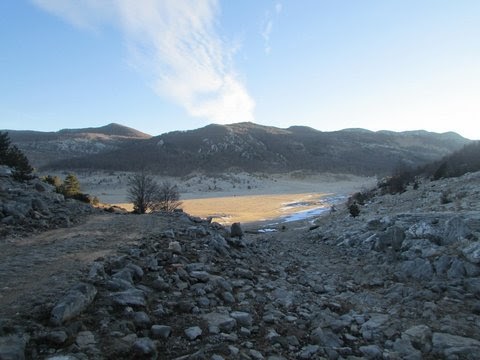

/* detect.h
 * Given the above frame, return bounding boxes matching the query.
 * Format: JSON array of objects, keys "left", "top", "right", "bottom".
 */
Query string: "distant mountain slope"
[
  {"left": 57, "top": 123, "right": 151, "bottom": 139},
  {"left": 4, "top": 123, "right": 151, "bottom": 167},
  {"left": 42, "top": 122, "right": 470, "bottom": 176}
]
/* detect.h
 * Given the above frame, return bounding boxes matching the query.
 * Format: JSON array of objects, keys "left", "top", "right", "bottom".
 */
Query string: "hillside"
[
  {"left": 424, "top": 141, "right": 480, "bottom": 179},
  {"left": 4, "top": 123, "right": 151, "bottom": 167},
  {"left": 43, "top": 122, "right": 469, "bottom": 176}
]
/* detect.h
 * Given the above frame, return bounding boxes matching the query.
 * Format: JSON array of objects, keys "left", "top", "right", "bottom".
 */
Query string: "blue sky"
[{"left": 1, "top": 1, "right": 479, "bottom": 139}]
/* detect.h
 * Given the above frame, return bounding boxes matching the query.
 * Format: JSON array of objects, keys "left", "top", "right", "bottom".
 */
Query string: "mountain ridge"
[
  {"left": 19, "top": 122, "right": 469, "bottom": 176},
  {"left": 4, "top": 123, "right": 151, "bottom": 167}
]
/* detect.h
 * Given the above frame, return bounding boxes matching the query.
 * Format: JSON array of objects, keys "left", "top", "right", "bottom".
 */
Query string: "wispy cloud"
[
  {"left": 32, "top": 0, "right": 255, "bottom": 124},
  {"left": 261, "top": 2, "right": 282, "bottom": 54}
]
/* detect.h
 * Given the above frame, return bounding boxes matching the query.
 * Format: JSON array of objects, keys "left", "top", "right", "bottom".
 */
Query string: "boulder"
[
  {"left": 443, "top": 216, "right": 469, "bottom": 245},
  {"left": 75, "top": 331, "right": 96, "bottom": 348},
  {"left": 464, "top": 278, "right": 480, "bottom": 297},
  {"left": 432, "top": 332, "right": 480, "bottom": 358},
  {"left": 151, "top": 325, "right": 172, "bottom": 339},
  {"left": 392, "top": 338, "right": 421, "bottom": 360},
  {"left": 110, "top": 289, "right": 146, "bottom": 307},
  {"left": 359, "top": 344, "right": 383, "bottom": 359},
  {"left": 230, "top": 311, "right": 253, "bottom": 327},
  {"left": 0, "top": 335, "right": 28, "bottom": 360},
  {"left": 402, "top": 324, "right": 432, "bottom": 353},
  {"left": 184, "top": 326, "right": 202, "bottom": 340},
  {"left": 132, "top": 337, "right": 157, "bottom": 359},
  {"left": 310, "top": 327, "right": 343, "bottom": 348},
  {"left": 374, "top": 225, "right": 405, "bottom": 251},
  {"left": 406, "top": 221, "right": 439, "bottom": 241},
  {"left": 447, "top": 258, "right": 466, "bottom": 279},
  {"left": 50, "top": 283, "right": 97, "bottom": 326},
  {"left": 397, "top": 258, "right": 433, "bottom": 282},
  {"left": 168, "top": 241, "right": 182, "bottom": 254},
  {"left": 202, "top": 312, "right": 237, "bottom": 333},
  {"left": 463, "top": 241, "right": 480, "bottom": 264}
]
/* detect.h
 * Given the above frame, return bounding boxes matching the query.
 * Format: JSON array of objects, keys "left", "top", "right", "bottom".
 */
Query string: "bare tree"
[
  {"left": 127, "top": 171, "right": 160, "bottom": 214},
  {"left": 127, "top": 172, "right": 182, "bottom": 214},
  {"left": 157, "top": 180, "right": 182, "bottom": 212}
]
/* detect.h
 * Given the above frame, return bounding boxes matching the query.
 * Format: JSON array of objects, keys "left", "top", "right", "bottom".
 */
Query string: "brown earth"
[{"left": 0, "top": 213, "right": 175, "bottom": 320}]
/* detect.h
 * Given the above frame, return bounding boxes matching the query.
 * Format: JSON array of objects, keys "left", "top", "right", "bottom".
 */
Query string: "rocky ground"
[
  {"left": 0, "top": 166, "right": 99, "bottom": 239},
  {"left": 1, "top": 170, "right": 480, "bottom": 359}
]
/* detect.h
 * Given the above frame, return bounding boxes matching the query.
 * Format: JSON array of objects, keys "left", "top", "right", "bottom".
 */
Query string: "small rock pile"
[{"left": 0, "top": 168, "right": 98, "bottom": 238}]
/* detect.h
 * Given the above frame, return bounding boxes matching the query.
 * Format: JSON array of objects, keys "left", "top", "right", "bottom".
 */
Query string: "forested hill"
[{"left": 36, "top": 122, "right": 469, "bottom": 176}]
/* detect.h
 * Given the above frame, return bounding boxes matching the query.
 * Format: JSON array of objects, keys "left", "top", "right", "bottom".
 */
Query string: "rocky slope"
[
  {"left": 4, "top": 123, "right": 151, "bottom": 168},
  {"left": 0, "top": 166, "right": 99, "bottom": 238},
  {"left": 0, "top": 171, "right": 479, "bottom": 359},
  {"left": 30, "top": 122, "right": 469, "bottom": 176}
]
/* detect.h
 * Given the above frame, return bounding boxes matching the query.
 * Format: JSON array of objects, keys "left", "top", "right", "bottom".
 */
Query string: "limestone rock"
[
  {"left": 392, "top": 338, "right": 421, "bottom": 360},
  {"left": 185, "top": 326, "right": 202, "bottom": 341},
  {"left": 132, "top": 337, "right": 157, "bottom": 359},
  {"left": 202, "top": 312, "right": 237, "bottom": 333},
  {"left": 463, "top": 241, "right": 480, "bottom": 264},
  {"left": 75, "top": 331, "right": 96, "bottom": 348},
  {"left": 168, "top": 241, "right": 182, "bottom": 254},
  {"left": 375, "top": 225, "right": 405, "bottom": 251},
  {"left": 397, "top": 258, "right": 433, "bottom": 282},
  {"left": 432, "top": 332, "right": 480, "bottom": 358},
  {"left": 110, "top": 289, "right": 146, "bottom": 307},
  {"left": 0, "top": 335, "right": 28, "bottom": 360},
  {"left": 230, "top": 311, "right": 253, "bottom": 327},
  {"left": 443, "top": 216, "right": 469, "bottom": 245},
  {"left": 359, "top": 344, "right": 383, "bottom": 359},
  {"left": 151, "top": 325, "right": 172, "bottom": 339},
  {"left": 50, "top": 282, "right": 97, "bottom": 326},
  {"left": 402, "top": 324, "right": 432, "bottom": 353}
]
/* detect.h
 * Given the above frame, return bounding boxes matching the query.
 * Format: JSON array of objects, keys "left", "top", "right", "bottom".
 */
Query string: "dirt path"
[{"left": 0, "top": 213, "right": 176, "bottom": 320}]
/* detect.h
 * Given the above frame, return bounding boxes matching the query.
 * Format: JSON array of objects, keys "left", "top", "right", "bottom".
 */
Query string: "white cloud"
[
  {"left": 32, "top": 0, "right": 114, "bottom": 31},
  {"left": 32, "top": 0, "right": 255, "bottom": 124},
  {"left": 261, "top": 2, "right": 282, "bottom": 54},
  {"left": 275, "top": 3, "right": 283, "bottom": 14}
]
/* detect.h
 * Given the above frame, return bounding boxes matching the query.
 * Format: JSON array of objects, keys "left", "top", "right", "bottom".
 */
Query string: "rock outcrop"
[{"left": 0, "top": 169, "right": 97, "bottom": 238}]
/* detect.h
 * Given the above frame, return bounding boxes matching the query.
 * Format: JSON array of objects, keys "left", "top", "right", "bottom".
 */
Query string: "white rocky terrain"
[{"left": 0, "top": 169, "right": 479, "bottom": 359}]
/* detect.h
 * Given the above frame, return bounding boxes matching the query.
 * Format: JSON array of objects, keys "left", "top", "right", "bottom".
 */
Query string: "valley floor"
[{"left": 79, "top": 171, "right": 376, "bottom": 224}]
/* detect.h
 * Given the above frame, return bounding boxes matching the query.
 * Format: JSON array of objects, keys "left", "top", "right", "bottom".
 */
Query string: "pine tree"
[
  {"left": 0, "top": 131, "right": 33, "bottom": 180},
  {"left": 8, "top": 145, "right": 34, "bottom": 180},
  {"left": 0, "top": 132, "right": 11, "bottom": 161},
  {"left": 62, "top": 173, "right": 81, "bottom": 197}
]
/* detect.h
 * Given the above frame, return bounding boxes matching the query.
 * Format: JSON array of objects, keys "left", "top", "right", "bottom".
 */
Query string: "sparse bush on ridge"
[{"left": 41, "top": 173, "right": 98, "bottom": 204}]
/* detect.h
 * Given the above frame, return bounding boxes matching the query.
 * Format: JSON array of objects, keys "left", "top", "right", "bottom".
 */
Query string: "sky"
[{"left": 1, "top": 1, "right": 480, "bottom": 140}]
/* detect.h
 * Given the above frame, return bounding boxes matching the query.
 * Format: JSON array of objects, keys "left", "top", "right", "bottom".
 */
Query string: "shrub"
[
  {"left": 157, "top": 180, "right": 182, "bottom": 212},
  {"left": 42, "top": 175, "right": 63, "bottom": 189},
  {"left": 440, "top": 190, "right": 452, "bottom": 204},
  {"left": 348, "top": 202, "right": 360, "bottom": 217}
]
